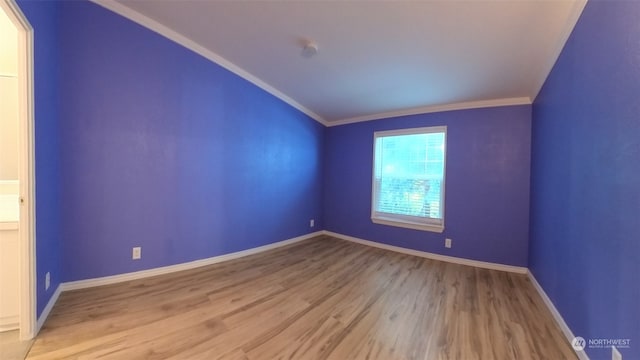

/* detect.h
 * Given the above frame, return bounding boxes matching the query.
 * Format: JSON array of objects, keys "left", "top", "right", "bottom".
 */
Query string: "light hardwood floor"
[{"left": 26, "top": 236, "right": 577, "bottom": 360}]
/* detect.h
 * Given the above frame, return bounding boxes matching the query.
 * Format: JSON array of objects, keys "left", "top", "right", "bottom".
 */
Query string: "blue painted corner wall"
[
  {"left": 15, "top": 0, "right": 639, "bottom": 355},
  {"left": 16, "top": 0, "right": 62, "bottom": 318},
  {"left": 56, "top": 1, "right": 324, "bottom": 281},
  {"left": 324, "top": 105, "right": 532, "bottom": 267},
  {"left": 529, "top": 1, "right": 640, "bottom": 359},
  {"left": 17, "top": 0, "right": 323, "bottom": 315}
]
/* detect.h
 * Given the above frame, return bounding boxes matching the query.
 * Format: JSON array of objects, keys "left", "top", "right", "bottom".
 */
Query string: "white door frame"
[{"left": 0, "top": 0, "right": 36, "bottom": 340}]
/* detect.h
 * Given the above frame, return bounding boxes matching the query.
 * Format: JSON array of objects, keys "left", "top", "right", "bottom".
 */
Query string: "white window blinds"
[{"left": 372, "top": 126, "right": 447, "bottom": 232}]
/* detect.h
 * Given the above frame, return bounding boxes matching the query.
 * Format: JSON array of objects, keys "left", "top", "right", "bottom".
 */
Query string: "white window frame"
[{"left": 371, "top": 126, "right": 447, "bottom": 233}]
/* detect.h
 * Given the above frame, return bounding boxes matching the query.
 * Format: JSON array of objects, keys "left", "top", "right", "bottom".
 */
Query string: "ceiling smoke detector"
[{"left": 301, "top": 41, "right": 318, "bottom": 58}]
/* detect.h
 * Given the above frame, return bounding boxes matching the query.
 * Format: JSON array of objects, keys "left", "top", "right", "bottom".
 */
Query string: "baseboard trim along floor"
[
  {"left": 34, "top": 230, "right": 582, "bottom": 360},
  {"left": 324, "top": 230, "right": 528, "bottom": 274}
]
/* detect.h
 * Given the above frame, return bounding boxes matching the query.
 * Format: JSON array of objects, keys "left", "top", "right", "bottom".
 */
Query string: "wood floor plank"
[{"left": 27, "top": 236, "right": 577, "bottom": 360}]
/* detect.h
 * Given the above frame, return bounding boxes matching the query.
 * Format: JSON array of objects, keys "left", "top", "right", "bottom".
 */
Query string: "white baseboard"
[
  {"left": 0, "top": 315, "right": 19, "bottom": 332},
  {"left": 40, "top": 229, "right": 582, "bottom": 358},
  {"left": 323, "top": 230, "right": 528, "bottom": 274},
  {"left": 61, "top": 231, "right": 323, "bottom": 292},
  {"left": 33, "top": 231, "right": 322, "bottom": 333},
  {"left": 527, "top": 271, "right": 589, "bottom": 360},
  {"left": 36, "top": 284, "right": 61, "bottom": 334}
]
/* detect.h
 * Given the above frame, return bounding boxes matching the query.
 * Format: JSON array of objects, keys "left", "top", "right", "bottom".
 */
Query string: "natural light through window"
[{"left": 371, "top": 126, "right": 447, "bottom": 232}]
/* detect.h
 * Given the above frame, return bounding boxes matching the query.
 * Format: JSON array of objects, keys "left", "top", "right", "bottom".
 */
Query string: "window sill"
[{"left": 371, "top": 216, "right": 444, "bottom": 233}]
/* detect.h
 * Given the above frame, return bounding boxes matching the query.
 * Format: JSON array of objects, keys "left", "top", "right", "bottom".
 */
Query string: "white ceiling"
[{"left": 99, "top": 0, "right": 586, "bottom": 125}]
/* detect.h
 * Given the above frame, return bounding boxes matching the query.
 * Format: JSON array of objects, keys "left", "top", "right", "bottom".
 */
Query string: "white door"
[{"left": 0, "top": 5, "right": 21, "bottom": 332}]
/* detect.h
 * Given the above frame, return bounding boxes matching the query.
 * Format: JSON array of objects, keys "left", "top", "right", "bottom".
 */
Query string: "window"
[{"left": 371, "top": 126, "right": 447, "bottom": 233}]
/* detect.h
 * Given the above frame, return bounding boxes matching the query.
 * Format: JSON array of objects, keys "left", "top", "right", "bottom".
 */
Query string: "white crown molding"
[
  {"left": 90, "top": 0, "right": 328, "bottom": 126},
  {"left": 61, "top": 231, "right": 322, "bottom": 291},
  {"left": 35, "top": 284, "right": 61, "bottom": 335},
  {"left": 527, "top": 271, "right": 589, "bottom": 360},
  {"left": 531, "top": 0, "right": 587, "bottom": 101},
  {"left": 87, "top": 2, "right": 535, "bottom": 129},
  {"left": 322, "top": 230, "right": 528, "bottom": 274},
  {"left": 87, "top": 2, "right": 550, "bottom": 128},
  {"left": 326, "top": 97, "right": 532, "bottom": 127}
]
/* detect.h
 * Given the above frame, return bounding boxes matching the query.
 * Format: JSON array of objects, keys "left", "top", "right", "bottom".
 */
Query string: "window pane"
[{"left": 373, "top": 130, "right": 445, "bottom": 221}]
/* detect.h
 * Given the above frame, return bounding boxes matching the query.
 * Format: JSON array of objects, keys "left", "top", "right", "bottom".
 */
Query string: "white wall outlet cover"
[
  {"left": 445, "top": 238, "right": 452, "bottom": 248},
  {"left": 310, "top": 219, "right": 315, "bottom": 227},
  {"left": 132, "top": 247, "right": 142, "bottom": 260},
  {"left": 45, "top": 272, "right": 50, "bottom": 290}
]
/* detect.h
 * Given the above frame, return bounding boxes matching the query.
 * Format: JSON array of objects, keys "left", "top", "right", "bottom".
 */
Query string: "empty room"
[{"left": 0, "top": 0, "right": 637, "bottom": 359}]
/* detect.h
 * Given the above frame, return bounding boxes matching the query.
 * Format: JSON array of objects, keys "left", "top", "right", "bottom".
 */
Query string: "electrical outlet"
[
  {"left": 132, "top": 247, "right": 142, "bottom": 260},
  {"left": 612, "top": 346, "right": 622, "bottom": 360},
  {"left": 445, "top": 238, "right": 452, "bottom": 248},
  {"left": 310, "top": 219, "right": 315, "bottom": 228},
  {"left": 45, "top": 272, "right": 50, "bottom": 290}
]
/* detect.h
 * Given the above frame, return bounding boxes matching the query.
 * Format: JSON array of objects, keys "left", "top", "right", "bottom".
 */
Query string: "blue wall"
[
  {"left": 55, "top": 1, "right": 323, "bottom": 281},
  {"left": 324, "top": 105, "right": 532, "bottom": 267},
  {"left": 16, "top": 0, "right": 62, "bottom": 317},
  {"left": 529, "top": 1, "right": 640, "bottom": 359},
  {"left": 19, "top": 1, "right": 638, "bottom": 355}
]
